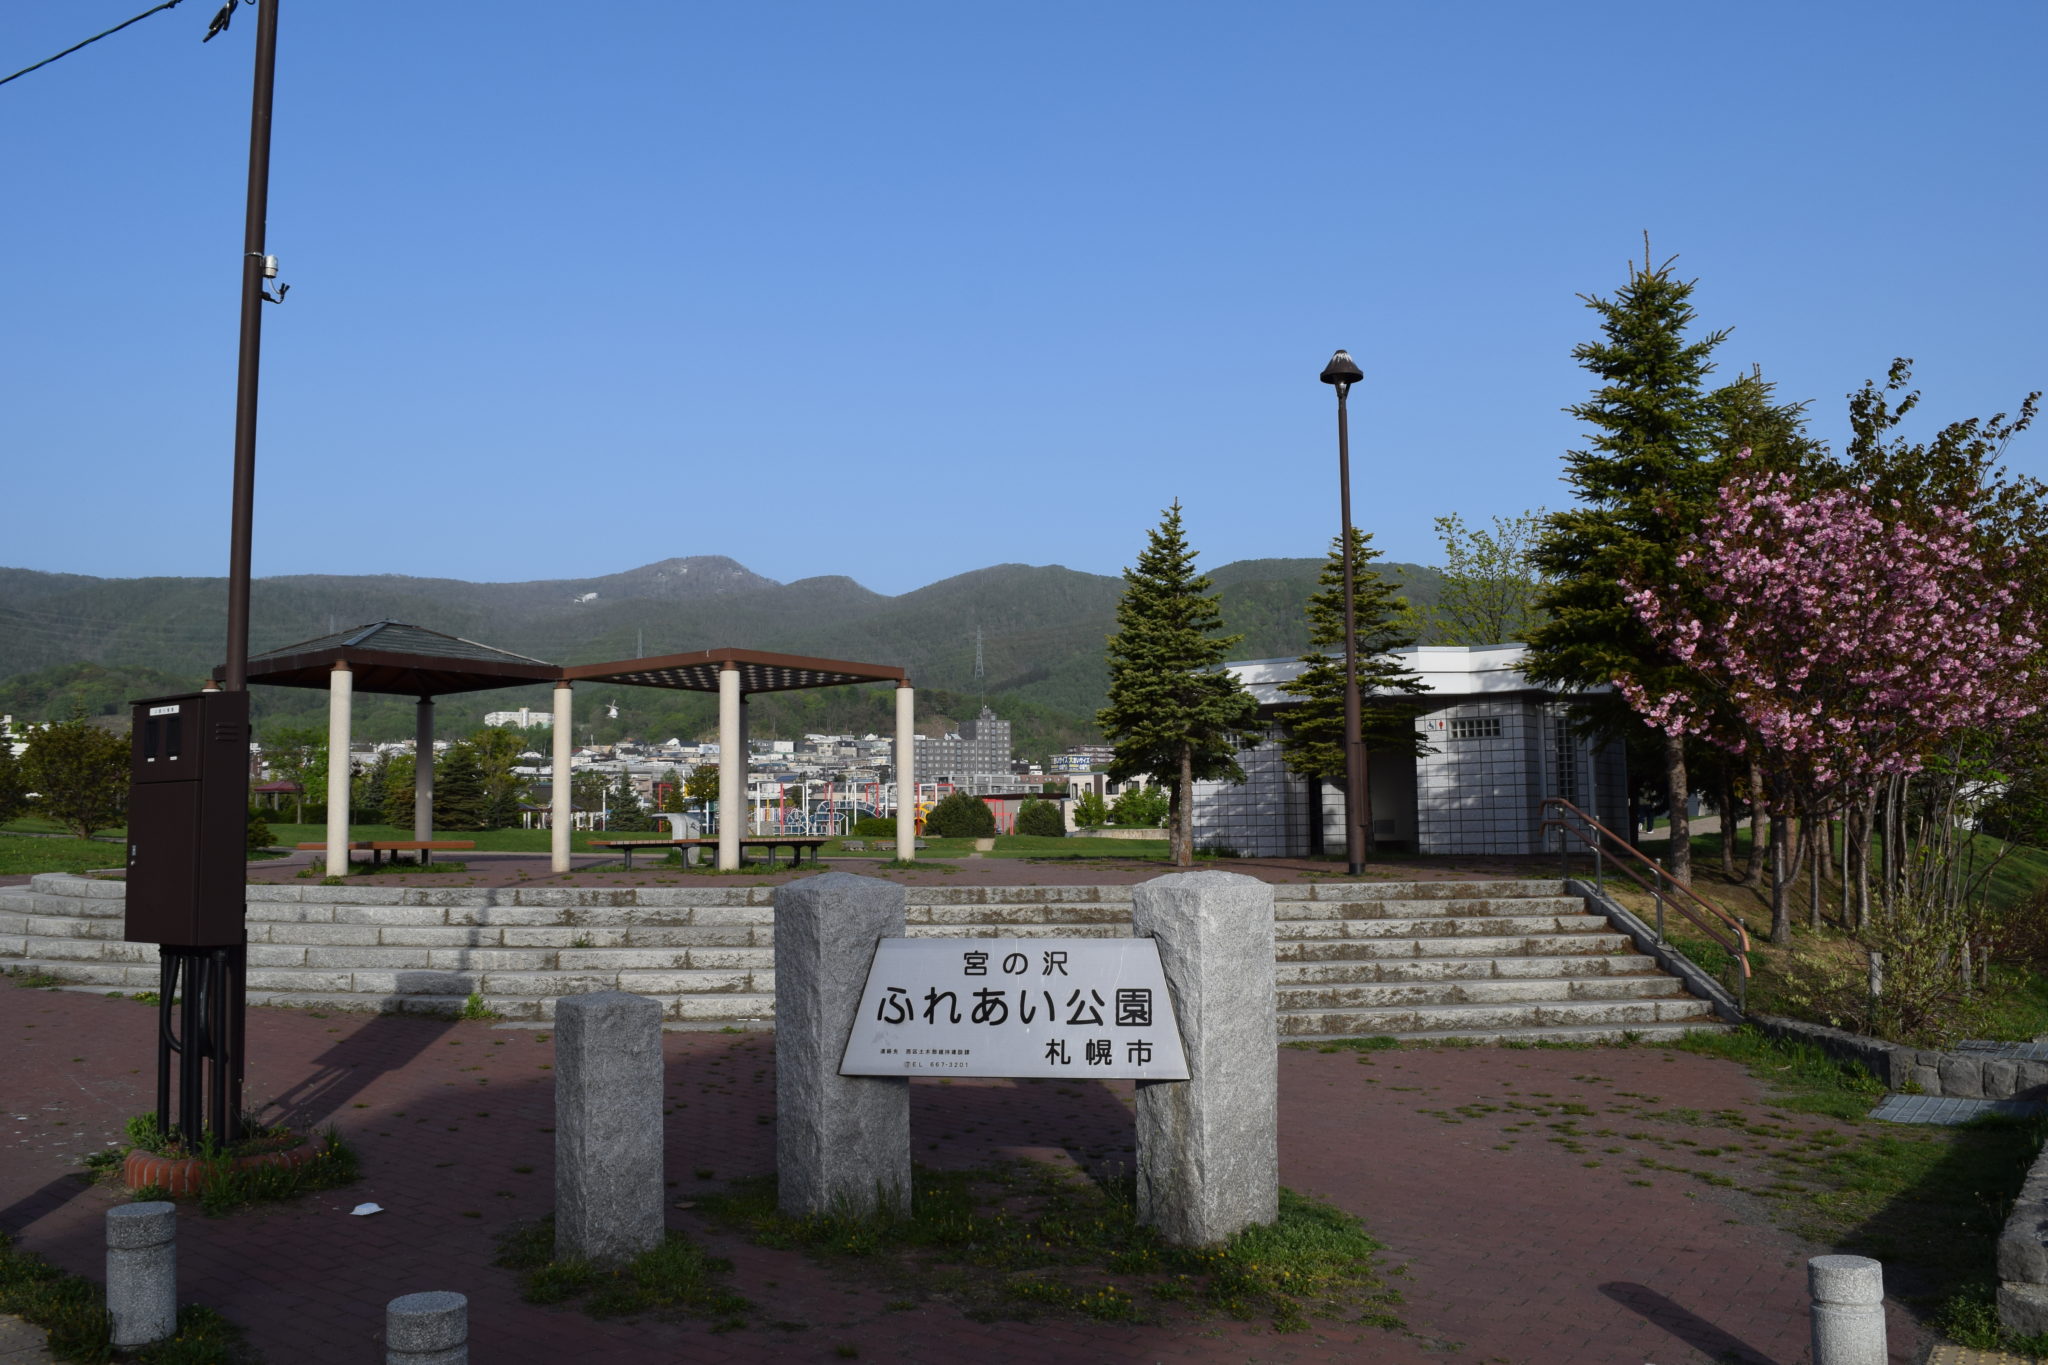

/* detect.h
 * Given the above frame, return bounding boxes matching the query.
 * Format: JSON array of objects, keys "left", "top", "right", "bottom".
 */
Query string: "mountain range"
[{"left": 0, "top": 555, "right": 1447, "bottom": 758}]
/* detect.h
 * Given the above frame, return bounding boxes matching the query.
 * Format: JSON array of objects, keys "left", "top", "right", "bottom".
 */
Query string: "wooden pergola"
[{"left": 228, "top": 624, "right": 915, "bottom": 874}]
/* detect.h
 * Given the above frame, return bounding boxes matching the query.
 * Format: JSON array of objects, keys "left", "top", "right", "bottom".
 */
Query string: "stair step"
[
  {"left": 1276, "top": 953, "right": 1662, "bottom": 980},
  {"left": 1277, "top": 976, "right": 1688, "bottom": 1009},
  {"left": 1275, "top": 914, "right": 1611, "bottom": 939},
  {"left": 1292, "top": 1021, "right": 1733, "bottom": 1047},
  {"left": 1275, "top": 897, "right": 1589, "bottom": 921},
  {"left": 1276, "top": 996, "right": 1718, "bottom": 1037},
  {"left": 1287, "top": 932, "right": 1634, "bottom": 960}
]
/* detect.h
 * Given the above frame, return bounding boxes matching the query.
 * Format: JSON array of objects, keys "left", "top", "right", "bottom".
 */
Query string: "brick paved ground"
[{"left": 0, "top": 979, "right": 1929, "bottom": 1364}]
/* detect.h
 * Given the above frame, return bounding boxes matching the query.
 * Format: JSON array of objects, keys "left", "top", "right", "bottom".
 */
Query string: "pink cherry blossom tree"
[{"left": 1616, "top": 460, "right": 2038, "bottom": 942}]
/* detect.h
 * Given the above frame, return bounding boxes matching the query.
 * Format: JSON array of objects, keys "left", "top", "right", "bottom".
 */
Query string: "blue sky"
[{"left": 4, "top": 2, "right": 2044, "bottom": 594}]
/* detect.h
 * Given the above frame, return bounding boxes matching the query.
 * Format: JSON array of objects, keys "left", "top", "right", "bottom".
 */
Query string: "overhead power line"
[{"left": 0, "top": 0, "right": 190, "bottom": 89}]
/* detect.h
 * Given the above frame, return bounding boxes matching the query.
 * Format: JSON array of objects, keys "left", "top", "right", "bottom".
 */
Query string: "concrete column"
[
  {"left": 894, "top": 682, "right": 915, "bottom": 861},
  {"left": 325, "top": 662, "right": 353, "bottom": 878},
  {"left": 413, "top": 696, "right": 434, "bottom": 843},
  {"left": 774, "top": 872, "right": 909, "bottom": 1217},
  {"left": 738, "top": 696, "right": 752, "bottom": 835},
  {"left": 1131, "top": 870, "right": 1278, "bottom": 1247},
  {"left": 106, "top": 1201, "right": 176, "bottom": 1348},
  {"left": 718, "top": 664, "right": 742, "bottom": 870},
  {"left": 553, "top": 990, "right": 664, "bottom": 1265},
  {"left": 1810, "top": 1255, "right": 1886, "bottom": 1365},
  {"left": 386, "top": 1290, "right": 467, "bottom": 1364},
  {"left": 550, "top": 682, "right": 572, "bottom": 874}
]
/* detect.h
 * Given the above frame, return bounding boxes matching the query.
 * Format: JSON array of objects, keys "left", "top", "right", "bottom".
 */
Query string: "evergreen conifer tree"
[
  {"left": 610, "top": 770, "right": 652, "bottom": 832},
  {"left": 433, "top": 744, "right": 488, "bottom": 832},
  {"left": 1525, "top": 246, "right": 1730, "bottom": 885},
  {"left": 1096, "top": 501, "right": 1262, "bottom": 866},
  {"left": 1279, "top": 528, "right": 1431, "bottom": 823},
  {"left": 379, "top": 753, "right": 417, "bottom": 828}
]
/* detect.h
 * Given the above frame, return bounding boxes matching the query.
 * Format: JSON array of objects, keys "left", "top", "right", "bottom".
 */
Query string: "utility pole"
[{"left": 154, "top": 0, "right": 280, "bottom": 1147}]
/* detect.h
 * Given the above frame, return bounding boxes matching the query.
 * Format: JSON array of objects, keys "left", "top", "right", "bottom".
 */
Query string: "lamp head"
[{"left": 1320, "top": 349, "right": 1364, "bottom": 387}]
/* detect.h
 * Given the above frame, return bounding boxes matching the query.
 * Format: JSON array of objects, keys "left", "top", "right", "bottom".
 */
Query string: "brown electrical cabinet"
[{"left": 125, "top": 690, "right": 250, "bottom": 946}]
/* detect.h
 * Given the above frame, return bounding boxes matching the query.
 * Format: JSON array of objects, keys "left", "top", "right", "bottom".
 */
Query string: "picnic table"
[
  {"left": 294, "top": 840, "right": 475, "bottom": 867},
  {"left": 588, "top": 836, "right": 828, "bottom": 870}
]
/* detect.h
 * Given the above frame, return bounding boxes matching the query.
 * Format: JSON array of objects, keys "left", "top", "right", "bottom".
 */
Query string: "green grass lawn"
[
  {"left": 987, "top": 834, "right": 1170, "bottom": 859},
  {"left": 0, "top": 816, "right": 124, "bottom": 840},
  {"left": 0, "top": 834, "right": 126, "bottom": 877},
  {"left": 822, "top": 837, "right": 975, "bottom": 860},
  {"left": 263, "top": 822, "right": 613, "bottom": 853}
]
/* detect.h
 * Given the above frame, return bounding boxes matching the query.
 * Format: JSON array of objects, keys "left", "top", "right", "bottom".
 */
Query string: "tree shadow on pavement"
[
  {"left": 262, "top": 1011, "right": 458, "bottom": 1131},
  {"left": 1600, "top": 1281, "right": 1780, "bottom": 1364}
]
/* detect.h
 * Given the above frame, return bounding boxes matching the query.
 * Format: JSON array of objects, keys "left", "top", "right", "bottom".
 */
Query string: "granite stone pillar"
[
  {"left": 553, "top": 990, "right": 664, "bottom": 1265},
  {"left": 1810, "top": 1255, "right": 1886, "bottom": 1365},
  {"left": 1132, "top": 870, "right": 1278, "bottom": 1247},
  {"left": 106, "top": 1201, "right": 177, "bottom": 1348},
  {"left": 774, "top": 872, "right": 909, "bottom": 1218},
  {"left": 386, "top": 1290, "right": 467, "bottom": 1364}
]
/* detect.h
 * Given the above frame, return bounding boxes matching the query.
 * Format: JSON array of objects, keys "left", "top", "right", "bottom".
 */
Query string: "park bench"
[
  {"left": 588, "top": 836, "right": 828, "bottom": 870},
  {"left": 293, "top": 840, "right": 475, "bottom": 867}
]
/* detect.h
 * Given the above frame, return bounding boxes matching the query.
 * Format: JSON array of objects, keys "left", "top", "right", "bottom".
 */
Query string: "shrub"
[
  {"left": 923, "top": 790, "right": 995, "bottom": 839},
  {"left": 245, "top": 808, "right": 273, "bottom": 856},
  {"left": 1109, "top": 784, "right": 1169, "bottom": 829},
  {"left": 1072, "top": 790, "right": 1110, "bottom": 827},
  {"left": 851, "top": 816, "right": 897, "bottom": 838},
  {"left": 1776, "top": 891, "right": 1998, "bottom": 1049},
  {"left": 1014, "top": 799, "right": 1065, "bottom": 838}
]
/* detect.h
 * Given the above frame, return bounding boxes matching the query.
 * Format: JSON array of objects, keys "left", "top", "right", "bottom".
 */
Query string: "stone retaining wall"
[
  {"left": 2000, "top": 1140, "right": 2048, "bottom": 1335},
  {"left": 1750, "top": 1014, "right": 2048, "bottom": 1101}
]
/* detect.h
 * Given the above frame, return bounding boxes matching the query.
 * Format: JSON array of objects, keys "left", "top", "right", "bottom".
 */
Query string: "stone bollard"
[
  {"left": 554, "top": 989, "right": 665, "bottom": 1265},
  {"left": 774, "top": 872, "right": 910, "bottom": 1218},
  {"left": 1131, "top": 870, "right": 1278, "bottom": 1247},
  {"left": 1809, "top": 1254, "right": 1886, "bottom": 1365},
  {"left": 106, "top": 1201, "right": 177, "bottom": 1348},
  {"left": 386, "top": 1290, "right": 467, "bottom": 1364}
]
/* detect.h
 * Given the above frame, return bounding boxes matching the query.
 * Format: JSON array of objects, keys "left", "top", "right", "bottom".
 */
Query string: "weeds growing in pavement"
[
  {"left": 697, "top": 1161, "right": 1405, "bottom": 1333},
  {"left": 1669, "top": 1027, "right": 2047, "bottom": 1350},
  {"left": 1287, "top": 1036, "right": 1400, "bottom": 1054},
  {"left": 457, "top": 992, "right": 499, "bottom": 1021},
  {"left": 81, "top": 1115, "right": 360, "bottom": 1217},
  {"left": 493, "top": 1216, "right": 750, "bottom": 1327},
  {"left": 0, "top": 1232, "right": 254, "bottom": 1363}
]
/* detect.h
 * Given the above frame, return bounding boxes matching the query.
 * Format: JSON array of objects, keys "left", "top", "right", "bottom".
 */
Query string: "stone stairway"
[
  {"left": 1273, "top": 882, "right": 1726, "bottom": 1044},
  {"left": 0, "top": 875, "right": 1728, "bottom": 1044}
]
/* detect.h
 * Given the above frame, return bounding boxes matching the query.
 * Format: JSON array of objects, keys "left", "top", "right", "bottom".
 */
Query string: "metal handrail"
[{"left": 1539, "top": 796, "right": 1751, "bottom": 1010}]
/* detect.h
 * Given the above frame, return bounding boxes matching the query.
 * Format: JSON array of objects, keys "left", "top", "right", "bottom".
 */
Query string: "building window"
[{"left": 1447, "top": 717, "right": 1502, "bottom": 740}]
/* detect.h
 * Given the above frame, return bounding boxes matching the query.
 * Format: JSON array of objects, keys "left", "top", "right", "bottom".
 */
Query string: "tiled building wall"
[
  {"left": 1414, "top": 701, "right": 1546, "bottom": 855},
  {"left": 1191, "top": 724, "right": 1311, "bottom": 857}
]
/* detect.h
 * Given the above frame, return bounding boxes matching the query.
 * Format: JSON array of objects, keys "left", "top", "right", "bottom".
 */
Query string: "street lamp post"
[{"left": 1320, "top": 350, "right": 1369, "bottom": 876}]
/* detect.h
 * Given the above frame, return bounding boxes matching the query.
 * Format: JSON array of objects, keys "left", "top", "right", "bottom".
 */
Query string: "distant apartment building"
[
  {"left": 483, "top": 708, "right": 552, "bottom": 728},
  {"left": 1049, "top": 745, "right": 1115, "bottom": 774},
  {"left": 913, "top": 706, "right": 1014, "bottom": 789}
]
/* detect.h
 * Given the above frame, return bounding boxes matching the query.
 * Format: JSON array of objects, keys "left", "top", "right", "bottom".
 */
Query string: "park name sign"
[{"left": 839, "top": 937, "right": 1190, "bottom": 1080}]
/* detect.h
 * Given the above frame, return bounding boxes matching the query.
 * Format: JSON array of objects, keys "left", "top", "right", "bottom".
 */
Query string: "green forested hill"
[{"left": 0, "top": 553, "right": 1446, "bottom": 759}]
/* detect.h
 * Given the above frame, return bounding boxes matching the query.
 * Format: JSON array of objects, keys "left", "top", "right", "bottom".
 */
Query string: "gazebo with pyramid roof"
[{"left": 224, "top": 621, "right": 918, "bottom": 874}]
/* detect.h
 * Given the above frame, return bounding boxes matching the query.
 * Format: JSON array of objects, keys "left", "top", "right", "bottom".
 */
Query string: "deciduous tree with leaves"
[
  {"left": 1411, "top": 511, "right": 1552, "bottom": 646},
  {"left": 1618, "top": 463, "right": 2039, "bottom": 942},
  {"left": 1097, "top": 502, "right": 1263, "bottom": 866},
  {"left": 21, "top": 710, "right": 128, "bottom": 839}
]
